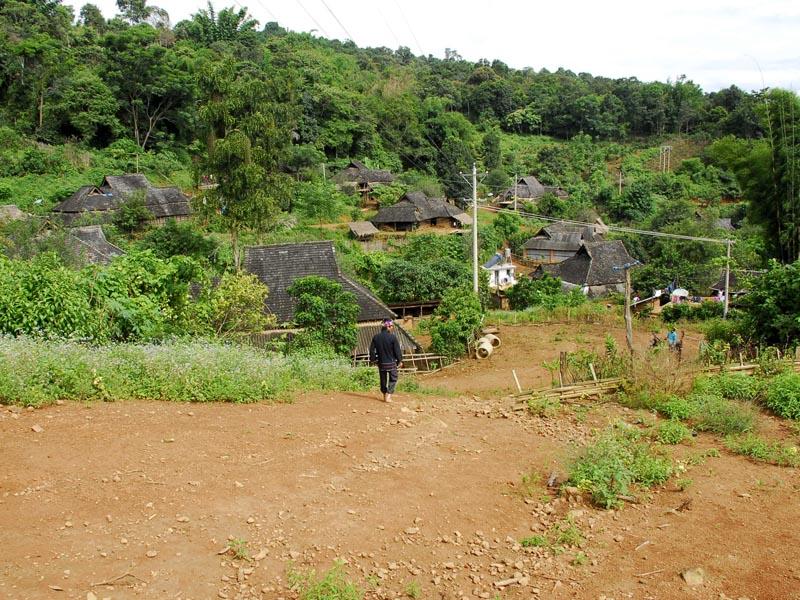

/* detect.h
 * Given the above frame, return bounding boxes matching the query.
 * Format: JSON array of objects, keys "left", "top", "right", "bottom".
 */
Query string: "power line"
[
  {"left": 319, "top": 0, "right": 354, "bottom": 40},
  {"left": 374, "top": 3, "right": 401, "bottom": 48},
  {"left": 479, "top": 204, "right": 734, "bottom": 246},
  {"left": 248, "top": 0, "right": 278, "bottom": 23},
  {"left": 293, "top": 0, "right": 329, "bottom": 37},
  {"left": 391, "top": 0, "right": 425, "bottom": 56}
]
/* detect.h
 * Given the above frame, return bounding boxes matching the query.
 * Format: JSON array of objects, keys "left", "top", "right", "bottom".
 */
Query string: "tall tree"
[
  {"left": 197, "top": 58, "right": 295, "bottom": 269},
  {"left": 103, "top": 24, "right": 194, "bottom": 149}
]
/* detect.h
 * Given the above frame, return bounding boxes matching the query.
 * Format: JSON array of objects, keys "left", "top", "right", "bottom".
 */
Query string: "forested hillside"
[{"left": 1, "top": 0, "right": 799, "bottom": 350}]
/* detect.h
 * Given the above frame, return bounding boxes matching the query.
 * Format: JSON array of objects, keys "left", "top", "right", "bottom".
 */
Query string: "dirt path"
[{"left": 2, "top": 323, "right": 799, "bottom": 600}]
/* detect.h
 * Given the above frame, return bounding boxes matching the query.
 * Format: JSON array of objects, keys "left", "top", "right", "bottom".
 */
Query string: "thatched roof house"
[
  {"left": 335, "top": 160, "right": 395, "bottom": 206},
  {"left": 534, "top": 240, "right": 634, "bottom": 297},
  {"left": 497, "top": 175, "right": 568, "bottom": 206},
  {"left": 371, "top": 191, "right": 472, "bottom": 232},
  {"left": 68, "top": 225, "right": 125, "bottom": 266},
  {"left": 348, "top": 221, "right": 379, "bottom": 240},
  {"left": 243, "top": 241, "right": 421, "bottom": 355},
  {"left": 52, "top": 174, "right": 191, "bottom": 225},
  {"left": 522, "top": 221, "right": 605, "bottom": 263}
]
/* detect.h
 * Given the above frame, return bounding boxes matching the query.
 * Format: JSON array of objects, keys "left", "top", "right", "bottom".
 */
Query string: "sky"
[{"left": 62, "top": 0, "right": 800, "bottom": 93}]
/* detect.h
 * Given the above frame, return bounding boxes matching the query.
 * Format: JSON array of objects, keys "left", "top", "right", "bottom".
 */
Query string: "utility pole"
[
  {"left": 513, "top": 173, "right": 518, "bottom": 212},
  {"left": 321, "top": 163, "right": 326, "bottom": 182},
  {"left": 460, "top": 163, "right": 486, "bottom": 295},
  {"left": 618, "top": 169, "right": 623, "bottom": 195},
  {"left": 472, "top": 163, "right": 479, "bottom": 293},
  {"left": 723, "top": 239, "right": 731, "bottom": 318},
  {"left": 613, "top": 260, "right": 640, "bottom": 355}
]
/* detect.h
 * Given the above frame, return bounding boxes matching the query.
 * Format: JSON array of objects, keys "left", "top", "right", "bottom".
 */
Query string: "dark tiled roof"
[
  {"left": 336, "top": 160, "right": 395, "bottom": 185},
  {"left": 68, "top": 225, "right": 125, "bottom": 265},
  {"left": 243, "top": 241, "right": 395, "bottom": 325},
  {"left": 499, "top": 175, "right": 568, "bottom": 201},
  {"left": 523, "top": 222, "right": 602, "bottom": 251},
  {"left": 51, "top": 175, "right": 191, "bottom": 219},
  {"left": 548, "top": 240, "right": 633, "bottom": 287},
  {"left": 371, "top": 192, "right": 469, "bottom": 225},
  {"left": 52, "top": 186, "right": 118, "bottom": 213}
]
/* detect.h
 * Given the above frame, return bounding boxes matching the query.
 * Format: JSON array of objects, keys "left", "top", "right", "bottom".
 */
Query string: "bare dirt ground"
[{"left": 2, "top": 322, "right": 800, "bottom": 600}]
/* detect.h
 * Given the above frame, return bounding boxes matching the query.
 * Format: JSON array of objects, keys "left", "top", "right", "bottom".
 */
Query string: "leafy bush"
[
  {"left": 692, "top": 393, "right": 756, "bottom": 435},
  {"left": 202, "top": 271, "right": 275, "bottom": 337},
  {"left": 737, "top": 260, "right": 800, "bottom": 349},
  {"left": 112, "top": 193, "right": 151, "bottom": 233},
  {"left": 661, "top": 301, "right": 724, "bottom": 323},
  {"left": 287, "top": 276, "right": 359, "bottom": 355},
  {"left": 428, "top": 286, "right": 484, "bottom": 358},
  {"left": 693, "top": 373, "right": 763, "bottom": 402},
  {"left": 655, "top": 420, "right": 692, "bottom": 445},
  {"left": 0, "top": 253, "right": 99, "bottom": 339},
  {"left": 0, "top": 337, "right": 375, "bottom": 406},
  {"left": 762, "top": 372, "right": 800, "bottom": 420},
  {"left": 568, "top": 426, "right": 672, "bottom": 508},
  {"left": 507, "top": 275, "right": 586, "bottom": 311},
  {"left": 139, "top": 219, "right": 220, "bottom": 266}
]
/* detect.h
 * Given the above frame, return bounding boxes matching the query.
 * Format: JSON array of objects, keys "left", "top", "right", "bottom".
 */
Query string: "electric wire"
[
  {"left": 319, "top": 0, "right": 354, "bottom": 41},
  {"left": 293, "top": 0, "right": 329, "bottom": 37}
]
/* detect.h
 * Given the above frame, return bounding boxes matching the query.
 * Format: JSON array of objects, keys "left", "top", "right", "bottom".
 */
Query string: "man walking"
[{"left": 369, "top": 318, "right": 403, "bottom": 403}]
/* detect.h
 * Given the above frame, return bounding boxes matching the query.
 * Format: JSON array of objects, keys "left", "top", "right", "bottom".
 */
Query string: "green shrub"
[
  {"left": 661, "top": 301, "right": 724, "bottom": 323},
  {"left": 428, "top": 286, "right": 484, "bottom": 358},
  {"left": 655, "top": 396, "right": 697, "bottom": 420},
  {"left": 692, "top": 393, "right": 756, "bottom": 435},
  {"left": 763, "top": 372, "right": 800, "bottom": 420},
  {"left": 656, "top": 420, "right": 692, "bottom": 445},
  {"left": 693, "top": 373, "right": 763, "bottom": 402},
  {"left": 520, "top": 535, "right": 548, "bottom": 548},
  {"left": 567, "top": 427, "right": 672, "bottom": 509},
  {"left": 112, "top": 193, "right": 151, "bottom": 233}
]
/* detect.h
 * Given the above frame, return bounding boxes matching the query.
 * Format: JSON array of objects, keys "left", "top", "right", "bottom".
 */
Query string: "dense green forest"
[{"left": 1, "top": 0, "right": 799, "bottom": 351}]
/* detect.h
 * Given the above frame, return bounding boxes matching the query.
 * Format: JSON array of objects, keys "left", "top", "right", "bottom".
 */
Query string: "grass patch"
[
  {"left": 692, "top": 393, "right": 756, "bottom": 435},
  {"left": 0, "top": 337, "right": 375, "bottom": 405},
  {"left": 655, "top": 420, "right": 692, "bottom": 445},
  {"left": 567, "top": 425, "right": 672, "bottom": 509},
  {"left": 519, "top": 517, "right": 584, "bottom": 553},
  {"left": 527, "top": 396, "right": 561, "bottom": 418},
  {"left": 725, "top": 434, "right": 800, "bottom": 467},
  {"left": 486, "top": 302, "right": 616, "bottom": 326},
  {"left": 288, "top": 561, "right": 362, "bottom": 600}
]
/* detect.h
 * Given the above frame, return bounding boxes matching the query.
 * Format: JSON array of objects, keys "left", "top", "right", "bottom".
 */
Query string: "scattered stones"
[
  {"left": 146, "top": 550, "right": 159, "bottom": 558},
  {"left": 31, "top": 424, "right": 44, "bottom": 433}
]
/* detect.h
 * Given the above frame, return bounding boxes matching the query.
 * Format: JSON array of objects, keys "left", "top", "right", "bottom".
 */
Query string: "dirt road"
[{"left": 2, "top": 323, "right": 799, "bottom": 600}]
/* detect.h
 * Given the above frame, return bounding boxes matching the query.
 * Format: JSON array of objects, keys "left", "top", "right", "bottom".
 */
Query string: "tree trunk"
[{"left": 232, "top": 228, "right": 240, "bottom": 271}]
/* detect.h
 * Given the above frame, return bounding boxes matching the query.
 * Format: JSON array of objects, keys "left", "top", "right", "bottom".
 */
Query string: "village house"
[
  {"left": 482, "top": 249, "right": 517, "bottom": 290},
  {"left": 522, "top": 220, "right": 606, "bottom": 264},
  {"left": 348, "top": 220, "right": 379, "bottom": 241},
  {"left": 335, "top": 160, "right": 395, "bottom": 207},
  {"left": 370, "top": 191, "right": 471, "bottom": 232},
  {"left": 67, "top": 225, "right": 125, "bottom": 266},
  {"left": 242, "top": 241, "right": 421, "bottom": 357},
  {"left": 533, "top": 239, "right": 635, "bottom": 297},
  {"left": 51, "top": 174, "right": 192, "bottom": 226},
  {"left": 496, "top": 175, "right": 568, "bottom": 209}
]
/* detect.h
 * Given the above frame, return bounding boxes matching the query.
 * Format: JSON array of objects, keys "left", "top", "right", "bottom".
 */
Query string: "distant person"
[
  {"left": 650, "top": 332, "right": 662, "bottom": 349},
  {"left": 369, "top": 319, "right": 404, "bottom": 403},
  {"left": 667, "top": 328, "right": 678, "bottom": 351}
]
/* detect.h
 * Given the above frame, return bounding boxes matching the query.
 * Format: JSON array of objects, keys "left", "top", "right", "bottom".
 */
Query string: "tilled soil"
[{"left": 1, "top": 323, "right": 799, "bottom": 600}]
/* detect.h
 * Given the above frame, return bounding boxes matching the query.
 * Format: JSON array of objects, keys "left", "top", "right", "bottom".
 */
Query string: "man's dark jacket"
[{"left": 370, "top": 330, "right": 403, "bottom": 369}]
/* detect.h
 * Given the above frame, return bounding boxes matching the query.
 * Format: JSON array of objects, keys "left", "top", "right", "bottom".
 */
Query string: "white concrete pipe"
[
  {"left": 483, "top": 333, "right": 501, "bottom": 348},
  {"left": 476, "top": 338, "right": 494, "bottom": 359}
]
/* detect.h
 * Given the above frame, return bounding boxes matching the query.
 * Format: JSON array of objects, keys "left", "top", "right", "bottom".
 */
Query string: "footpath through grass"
[{"left": 0, "top": 337, "right": 381, "bottom": 406}]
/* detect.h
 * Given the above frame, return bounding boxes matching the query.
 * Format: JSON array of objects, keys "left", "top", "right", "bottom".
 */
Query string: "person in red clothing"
[{"left": 369, "top": 318, "right": 404, "bottom": 403}]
